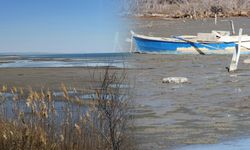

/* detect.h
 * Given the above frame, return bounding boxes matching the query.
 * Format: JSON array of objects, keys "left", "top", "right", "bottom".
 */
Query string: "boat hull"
[{"left": 133, "top": 36, "right": 237, "bottom": 54}]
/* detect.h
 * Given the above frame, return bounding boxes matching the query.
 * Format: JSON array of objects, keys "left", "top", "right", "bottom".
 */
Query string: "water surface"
[
  {"left": 0, "top": 53, "right": 131, "bottom": 68},
  {"left": 177, "top": 138, "right": 250, "bottom": 150}
]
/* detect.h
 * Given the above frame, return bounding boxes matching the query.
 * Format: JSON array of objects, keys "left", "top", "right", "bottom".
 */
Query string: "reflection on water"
[{"left": 0, "top": 91, "right": 88, "bottom": 123}]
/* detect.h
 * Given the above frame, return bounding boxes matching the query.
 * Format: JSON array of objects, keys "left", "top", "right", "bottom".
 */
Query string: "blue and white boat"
[{"left": 131, "top": 31, "right": 250, "bottom": 54}]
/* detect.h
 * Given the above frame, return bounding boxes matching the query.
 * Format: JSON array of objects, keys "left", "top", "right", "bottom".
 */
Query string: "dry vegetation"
[
  {"left": 0, "top": 68, "right": 135, "bottom": 150},
  {"left": 126, "top": 0, "right": 250, "bottom": 18}
]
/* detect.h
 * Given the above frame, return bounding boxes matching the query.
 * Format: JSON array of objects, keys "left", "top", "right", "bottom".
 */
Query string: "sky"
[{"left": 0, "top": 0, "right": 124, "bottom": 53}]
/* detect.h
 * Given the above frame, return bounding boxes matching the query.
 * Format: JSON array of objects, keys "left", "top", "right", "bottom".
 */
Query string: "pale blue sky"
[{"left": 0, "top": 0, "right": 124, "bottom": 53}]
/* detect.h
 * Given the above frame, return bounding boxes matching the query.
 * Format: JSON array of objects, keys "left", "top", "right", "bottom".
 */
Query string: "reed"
[
  {"left": 0, "top": 67, "right": 135, "bottom": 150},
  {"left": 126, "top": 0, "right": 250, "bottom": 18}
]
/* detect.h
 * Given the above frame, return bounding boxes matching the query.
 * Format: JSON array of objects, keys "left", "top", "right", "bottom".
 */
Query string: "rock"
[
  {"left": 243, "top": 59, "right": 250, "bottom": 64},
  {"left": 162, "top": 77, "right": 189, "bottom": 84},
  {"left": 240, "top": 11, "right": 248, "bottom": 16}
]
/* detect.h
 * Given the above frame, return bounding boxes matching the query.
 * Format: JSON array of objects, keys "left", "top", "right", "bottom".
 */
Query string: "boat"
[{"left": 131, "top": 31, "right": 250, "bottom": 54}]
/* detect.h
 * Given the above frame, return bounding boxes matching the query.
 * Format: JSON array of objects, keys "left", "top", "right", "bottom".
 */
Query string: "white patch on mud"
[
  {"left": 162, "top": 77, "right": 189, "bottom": 84},
  {"left": 243, "top": 59, "right": 250, "bottom": 64}
]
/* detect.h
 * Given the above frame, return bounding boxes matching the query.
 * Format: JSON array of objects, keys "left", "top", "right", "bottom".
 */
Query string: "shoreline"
[
  {"left": 125, "top": 0, "right": 250, "bottom": 20},
  {"left": 128, "top": 13, "right": 250, "bottom": 20}
]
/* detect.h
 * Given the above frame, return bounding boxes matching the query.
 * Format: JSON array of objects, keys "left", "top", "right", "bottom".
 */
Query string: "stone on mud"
[
  {"left": 162, "top": 77, "right": 189, "bottom": 84},
  {"left": 243, "top": 59, "right": 250, "bottom": 64}
]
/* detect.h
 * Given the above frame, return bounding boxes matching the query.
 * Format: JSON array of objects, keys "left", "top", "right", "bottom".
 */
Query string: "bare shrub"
[
  {"left": 125, "top": 0, "right": 250, "bottom": 18},
  {"left": 90, "top": 67, "right": 135, "bottom": 150}
]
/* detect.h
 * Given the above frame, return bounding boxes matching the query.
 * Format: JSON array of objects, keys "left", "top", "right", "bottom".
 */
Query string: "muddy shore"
[
  {"left": 0, "top": 67, "right": 126, "bottom": 90},
  {"left": 131, "top": 54, "right": 250, "bottom": 149},
  {"left": 126, "top": 17, "right": 250, "bottom": 149},
  {"left": 129, "top": 17, "right": 250, "bottom": 37},
  {"left": 1, "top": 54, "right": 250, "bottom": 149}
]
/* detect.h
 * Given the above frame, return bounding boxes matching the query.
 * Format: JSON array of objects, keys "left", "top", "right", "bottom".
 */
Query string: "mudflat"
[
  {"left": 2, "top": 54, "right": 250, "bottom": 150},
  {"left": 130, "top": 54, "right": 250, "bottom": 149},
  {"left": 126, "top": 17, "right": 250, "bottom": 149},
  {"left": 0, "top": 67, "right": 126, "bottom": 90}
]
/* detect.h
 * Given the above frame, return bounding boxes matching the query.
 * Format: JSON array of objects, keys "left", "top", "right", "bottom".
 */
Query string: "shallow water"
[
  {"left": 0, "top": 53, "right": 131, "bottom": 68},
  {"left": 129, "top": 54, "right": 250, "bottom": 150},
  {"left": 177, "top": 138, "right": 250, "bottom": 150}
]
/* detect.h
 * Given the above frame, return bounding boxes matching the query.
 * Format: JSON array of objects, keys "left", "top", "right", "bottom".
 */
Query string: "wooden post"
[
  {"left": 229, "top": 28, "right": 243, "bottom": 72},
  {"left": 230, "top": 20, "right": 235, "bottom": 35},
  {"left": 236, "top": 29, "right": 243, "bottom": 64},
  {"left": 215, "top": 14, "right": 217, "bottom": 25}
]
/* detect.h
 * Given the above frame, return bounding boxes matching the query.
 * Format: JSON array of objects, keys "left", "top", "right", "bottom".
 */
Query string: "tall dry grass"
[
  {"left": 126, "top": 0, "right": 250, "bottom": 18},
  {"left": 0, "top": 67, "right": 135, "bottom": 150}
]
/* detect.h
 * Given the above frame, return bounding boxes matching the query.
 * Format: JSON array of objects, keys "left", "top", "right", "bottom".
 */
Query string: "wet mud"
[{"left": 130, "top": 54, "right": 250, "bottom": 149}]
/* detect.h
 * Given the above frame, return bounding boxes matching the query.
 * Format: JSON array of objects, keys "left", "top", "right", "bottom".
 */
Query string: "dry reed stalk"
[
  {"left": 0, "top": 67, "right": 135, "bottom": 150},
  {"left": 125, "top": 0, "right": 250, "bottom": 18}
]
